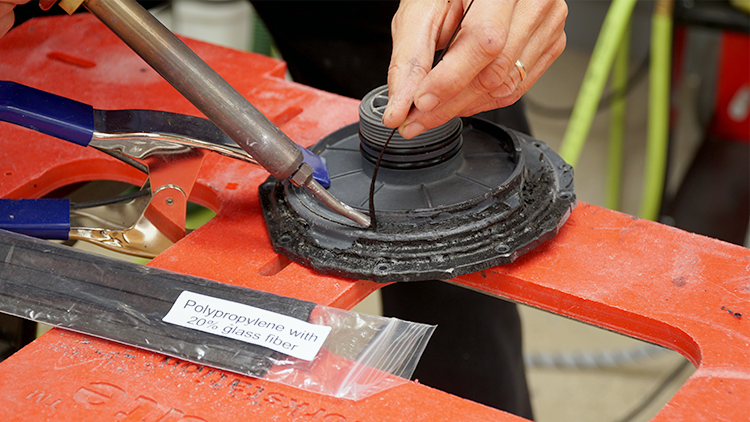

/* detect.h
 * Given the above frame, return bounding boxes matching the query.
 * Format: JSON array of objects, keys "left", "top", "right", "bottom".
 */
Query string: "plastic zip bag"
[
  {"left": 266, "top": 306, "right": 435, "bottom": 400},
  {"left": 0, "top": 229, "right": 434, "bottom": 400}
]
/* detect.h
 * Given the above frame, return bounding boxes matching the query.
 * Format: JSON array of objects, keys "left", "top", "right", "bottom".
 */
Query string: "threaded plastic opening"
[{"left": 358, "top": 85, "right": 463, "bottom": 169}]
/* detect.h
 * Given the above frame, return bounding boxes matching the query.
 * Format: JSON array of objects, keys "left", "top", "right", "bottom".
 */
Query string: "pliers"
[
  {"left": 0, "top": 80, "right": 330, "bottom": 258},
  {"left": 2, "top": 0, "right": 372, "bottom": 257}
]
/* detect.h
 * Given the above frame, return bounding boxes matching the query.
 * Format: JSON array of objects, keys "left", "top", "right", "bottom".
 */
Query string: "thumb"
[{"left": 382, "top": 0, "right": 448, "bottom": 129}]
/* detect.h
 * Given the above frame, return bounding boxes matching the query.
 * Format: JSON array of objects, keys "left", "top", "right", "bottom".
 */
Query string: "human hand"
[
  {"left": 0, "top": 0, "right": 31, "bottom": 39},
  {"left": 383, "top": 0, "right": 568, "bottom": 139}
]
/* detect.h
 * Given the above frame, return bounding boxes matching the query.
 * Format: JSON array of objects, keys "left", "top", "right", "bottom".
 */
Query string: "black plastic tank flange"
[{"left": 260, "top": 86, "right": 576, "bottom": 282}]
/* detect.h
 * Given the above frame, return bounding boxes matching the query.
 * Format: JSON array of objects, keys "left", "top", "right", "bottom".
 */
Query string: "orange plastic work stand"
[{"left": 1, "top": 16, "right": 748, "bottom": 422}]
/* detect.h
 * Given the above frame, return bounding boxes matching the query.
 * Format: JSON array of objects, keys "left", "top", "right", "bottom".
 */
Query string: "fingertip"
[
  {"left": 415, "top": 92, "right": 440, "bottom": 113},
  {"left": 381, "top": 93, "right": 410, "bottom": 129},
  {"left": 401, "top": 121, "right": 425, "bottom": 139},
  {"left": 381, "top": 103, "right": 399, "bottom": 128}
]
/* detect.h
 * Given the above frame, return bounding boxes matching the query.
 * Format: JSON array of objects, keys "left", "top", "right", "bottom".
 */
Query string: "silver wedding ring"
[{"left": 515, "top": 60, "right": 527, "bottom": 82}]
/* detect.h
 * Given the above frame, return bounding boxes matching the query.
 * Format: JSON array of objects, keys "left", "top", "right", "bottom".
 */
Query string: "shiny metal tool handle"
[{"left": 83, "top": 0, "right": 369, "bottom": 227}]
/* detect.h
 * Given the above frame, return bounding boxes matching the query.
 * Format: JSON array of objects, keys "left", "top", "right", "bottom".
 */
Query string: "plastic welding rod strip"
[{"left": 0, "top": 229, "right": 316, "bottom": 378}]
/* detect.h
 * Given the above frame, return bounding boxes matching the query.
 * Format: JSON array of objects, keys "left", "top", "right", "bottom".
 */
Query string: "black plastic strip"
[{"left": 0, "top": 229, "right": 316, "bottom": 378}]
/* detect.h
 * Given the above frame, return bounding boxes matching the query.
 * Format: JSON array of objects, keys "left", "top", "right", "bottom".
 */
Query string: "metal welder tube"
[
  {"left": 305, "top": 179, "right": 371, "bottom": 228},
  {"left": 84, "top": 0, "right": 302, "bottom": 180},
  {"left": 83, "top": 0, "right": 370, "bottom": 227}
]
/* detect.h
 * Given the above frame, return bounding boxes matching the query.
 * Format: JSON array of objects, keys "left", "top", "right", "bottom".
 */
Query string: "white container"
[{"left": 171, "top": 0, "right": 253, "bottom": 51}]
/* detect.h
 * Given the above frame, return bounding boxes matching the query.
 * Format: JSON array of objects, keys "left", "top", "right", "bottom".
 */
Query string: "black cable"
[
  {"left": 613, "top": 358, "right": 692, "bottom": 422},
  {"left": 525, "top": 53, "right": 651, "bottom": 119},
  {"left": 70, "top": 188, "right": 151, "bottom": 210},
  {"left": 367, "top": 128, "right": 396, "bottom": 231},
  {"left": 96, "top": 148, "right": 150, "bottom": 174},
  {"left": 433, "top": 0, "right": 476, "bottom": 65},
  {"left": 368, "top": 0, "right": 475, "bottom": 230}
]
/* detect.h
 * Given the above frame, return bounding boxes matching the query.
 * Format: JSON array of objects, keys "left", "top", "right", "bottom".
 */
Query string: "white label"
[{"left": 163, "top": 291, "right": 331, "bottom": 361}]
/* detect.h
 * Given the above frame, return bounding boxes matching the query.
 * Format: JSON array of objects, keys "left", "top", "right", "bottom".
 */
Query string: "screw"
[{"left": 165, "top": 197, "right": 174, "bottom": 206}]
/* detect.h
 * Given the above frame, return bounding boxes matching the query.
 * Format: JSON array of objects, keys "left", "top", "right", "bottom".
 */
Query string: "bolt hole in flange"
[
  {"left": 260, "top": 85, "right": 576, "bottom": 282},
  {"left": 495, "top": 244, "right": 511, "bottom": 254},
  {"left": 374, "top": 263, "right": 392, "bottom": 274}
]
